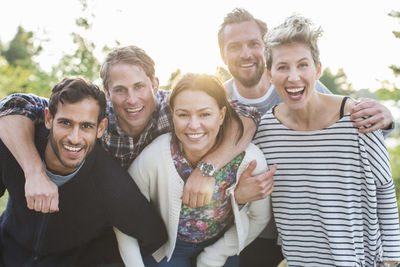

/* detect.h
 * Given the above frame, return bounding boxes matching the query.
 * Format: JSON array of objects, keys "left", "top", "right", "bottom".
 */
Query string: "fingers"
[
  {"left": 26, "top": 196, "right": 35, "bottom": 210},
  {"left": 350, "top": 98, "right": 393, "bottom": 133},
  {"left": 25, "top": 190, "right": 59, "bottom": 213},
  {"left": 182, "top": 190, "right": 190, "bottom": 207},
  {"left": 183, "top": 177, "right": 215, "bottom": 208},
  {"left": 240, "top": 160, "right": 257, "bottom": 180},
  {"left": 33, "top": 198, "right": 43, "bottom": 212}
]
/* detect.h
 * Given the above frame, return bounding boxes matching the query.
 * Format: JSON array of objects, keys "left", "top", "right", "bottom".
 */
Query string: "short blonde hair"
[{"left": 265, "top": 14, "right": 323, "bottom": 70}]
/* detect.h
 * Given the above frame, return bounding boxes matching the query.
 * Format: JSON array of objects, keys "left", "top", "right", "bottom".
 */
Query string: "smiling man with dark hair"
[{"left": 0, "top": 77, "right": 166, "bottom": 266}]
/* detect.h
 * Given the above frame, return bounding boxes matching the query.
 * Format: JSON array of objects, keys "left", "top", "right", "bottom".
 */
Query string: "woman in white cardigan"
[{"left": 115, "top": 73, "right": 272, "bottom": 267}]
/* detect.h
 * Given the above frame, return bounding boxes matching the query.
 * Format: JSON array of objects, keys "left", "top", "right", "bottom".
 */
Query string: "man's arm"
[
  {"left": 234, "top": 160, "right": 275, "bottom": 204},
  {"left": 182, "top": 114, "right": 256, "bottom": 208},
  {"left": 0, "top": 115, "right": 58, "bottom": 213},
  {"left": 350, "top": 98, "right": 394, "bottom": 136},
  {"left": 316, "top": 81, "right": 394, "bottom": 136}
]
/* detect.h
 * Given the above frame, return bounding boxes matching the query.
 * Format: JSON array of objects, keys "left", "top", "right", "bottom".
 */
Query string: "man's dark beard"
[{"left": 229, "top": 63, "right": 265, "bottom": 88}]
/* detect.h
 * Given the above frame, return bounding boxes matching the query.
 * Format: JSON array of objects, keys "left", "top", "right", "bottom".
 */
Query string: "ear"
[
  {"left": 316, "top": 62, "right": 322, "bottom": 79},
  {"left": 44, "top": 108, "right": 53, "bottom": 130},
  {"left": 104, "top": 88, "right": 111, "bottom": 100},
  {"left": 96, "top": 118, "right": 108, "bottom": 138},
  {"left": 219, "top": 106, "right": 227, "bottom": 126},
  {"left": 153, "top": 77, "right": 159, "bottom": 94},
  {"left": 266, "top": 69, "right": 273, "bottom": 84}
]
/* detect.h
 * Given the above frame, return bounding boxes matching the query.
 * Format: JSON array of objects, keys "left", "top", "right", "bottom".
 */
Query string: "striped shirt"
[{"left": 253, "top": 110, "right": 400, "bottom": 267}]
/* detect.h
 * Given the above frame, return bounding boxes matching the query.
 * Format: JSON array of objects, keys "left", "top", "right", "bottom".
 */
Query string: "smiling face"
[
  {"left": 45, "top": 97, "right": 107, "bottom": 175},
  {"left": 268, "top": 42, "right": 321, "bottom": 110},
  {"left": 221, "top": 20, "right": 266, "bottom": 88},
  {"left": 106, "top": 63, "right": 158, "bottom": 138},
  {"left": 172, "top": 90, "right": 226, "bottom": 165}
]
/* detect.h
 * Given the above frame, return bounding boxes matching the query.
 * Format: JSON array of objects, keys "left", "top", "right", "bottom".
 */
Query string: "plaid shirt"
[{"left": 0, "top": 91, "right": 260, "bottom": 169}]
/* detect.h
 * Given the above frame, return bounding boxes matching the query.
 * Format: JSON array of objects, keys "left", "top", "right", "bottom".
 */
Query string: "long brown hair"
[{"left": 169, "top": 73, "right": 244, "bottom": 155}]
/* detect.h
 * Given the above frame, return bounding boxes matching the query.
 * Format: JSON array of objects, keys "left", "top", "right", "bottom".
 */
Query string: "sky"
[{"left": 1, "top": 0, "right": 400, "bottom": 91}]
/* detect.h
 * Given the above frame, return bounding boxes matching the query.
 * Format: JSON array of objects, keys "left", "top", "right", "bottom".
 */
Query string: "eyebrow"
[
  {"left": 175, "top": 107, "right": 213, "bottom": 112},
  {"left": 276, "top": 57, "right": 310, "bottom": 65},
  {"left": 57, "top": 117, "right": 97, "bottom": 126}
]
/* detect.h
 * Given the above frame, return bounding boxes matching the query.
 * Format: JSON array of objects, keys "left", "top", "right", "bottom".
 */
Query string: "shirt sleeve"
[
  {"left": 363, "top": 130, "right": 400, "bottom": 261},
  {"left": 96, "top": 147, "right": 167, "bottom": 257},
  {"left": 0, "top": 93, "right": 48, "bottom": 124},
  {"left": 229, "top": 100, "right": 261, "bottom": 126},
  {"left": 315, "top": 80, "right": 332, "bottom": 94}
]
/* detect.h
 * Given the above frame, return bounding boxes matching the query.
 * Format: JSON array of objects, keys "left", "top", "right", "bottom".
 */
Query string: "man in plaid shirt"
[{"left": 0, "top": 45, "right": 267, "bottom": 213}]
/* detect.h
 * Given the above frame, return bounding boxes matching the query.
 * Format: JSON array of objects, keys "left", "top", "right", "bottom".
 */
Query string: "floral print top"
[{"left": 171, "top": 141, "right": 244, "bottom": 243}]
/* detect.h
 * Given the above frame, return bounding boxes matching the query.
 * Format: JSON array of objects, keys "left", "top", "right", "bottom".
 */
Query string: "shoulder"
[
  {"left": 343, "top": 97, "right": 356, "bottom": 114},
  {"left": 92, "top": 144, "right": 124, "bottom": 173},
  {"left": 129, "top": 133, "right": 171, "bottom": 167},
  {"left": 142, "top": 133, "right": 171, "bottom": 153},
  {"left": 224, "top": 79, "right": 234, "bottom": 95}
]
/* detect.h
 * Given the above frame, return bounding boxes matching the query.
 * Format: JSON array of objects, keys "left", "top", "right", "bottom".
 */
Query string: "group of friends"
[{"left": 0, "top": 8, "right": 399, "bottom": 267}]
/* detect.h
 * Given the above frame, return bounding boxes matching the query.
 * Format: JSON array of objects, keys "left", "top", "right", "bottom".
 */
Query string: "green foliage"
[
  {"left": 51, "top": 3, "right": 101, "bottom": 83},
  {"left": 389, "top": 145, "right": 400, "bottom": 209},
  {"left": 0, "top": 191, "right": 7, "bottom": 214},
  {"left": 215, "top": 66, "right": 232, "bottom": 83},
  {"left": 52, "top": 32, "right": 100, "bottom": 82},
  {"left": 320, "top": 68, "right": 355, "bottom": 96},
  {"left": 3, "top": 26, "right": 42, "bottom": 69},
  {"left": 160, "top": 69, "right": 182, "bottom": 91}
]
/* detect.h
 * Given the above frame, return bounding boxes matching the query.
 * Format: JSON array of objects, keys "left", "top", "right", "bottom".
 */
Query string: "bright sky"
[{"left": 1, "top": 0, "right": 400, "bottom": 91}]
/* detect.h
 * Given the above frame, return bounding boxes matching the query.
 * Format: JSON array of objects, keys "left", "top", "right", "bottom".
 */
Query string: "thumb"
[
  {"left": 243, "top": 160, "right": 257, "bottom": 179},
  {"left": 267, "top": 164, "right": 277, "bottom": 176}
]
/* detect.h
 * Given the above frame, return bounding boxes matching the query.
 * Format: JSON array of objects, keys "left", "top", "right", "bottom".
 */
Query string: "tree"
[
  {"left": 319, "top": 68, "right": 355, "bottom": 96},
  {"left": 0, "top": 26, "right": 54, "bottom": 98},
  {"left": 376, "top": 9, "right": 400, "bottom": 212},
  {"left": 215, "top": 66, "right": 232, "bottom": 83},
  {"left": 3, "top": 26, "right": 42, "bottom": 69},
  {"left": 51, "top": 0, "right": 101, "bottom": 83},
  {"left": 160, "top": 69, "right": 182, "bottom": 91}
]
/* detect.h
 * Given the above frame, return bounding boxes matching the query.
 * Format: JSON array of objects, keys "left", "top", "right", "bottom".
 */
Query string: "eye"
[
  {"left": 299, "top": 62, "right": 308, "bottom": 68},
  {"left": 82, "top": 123, "right": 94, "bottom": 129},
  {"left": 135, "top": 84, "right": 144, "bottom": 90},
  {"left": 277, "top": 65, "right": 288, "bottom": 71},
  {"left": 228, "top": 43, "right": 240, "bottom": 52},
  {"left": 177, "top": 113, "right": 189, "bottom": 118},
  {"left": 200, "top": 112, "right": 211, "bottom": 118},
  {"left": 114, "top": 87, "right": 126, "bottom": 94},
  {"left": 59, "top": 119, "right": 71, "bottom": 126},
  {"left": 249, "top": 40, "right": 261, "bottom": 48}
]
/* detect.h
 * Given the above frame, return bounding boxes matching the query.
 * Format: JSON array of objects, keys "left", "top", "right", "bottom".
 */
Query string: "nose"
[
  {"left": 240, "top": 45, "right": 251, "bottom": 59},
  {"left": 126, "top": 89, "right": 137, "bottom": 105},
  {"left": 288, "top": 68, "right": 300, "bottom": 82},
  {"left": 188, "top": 116, "right": 200, "bottom": 129},
  {"left": 68, "top": 126, "right": 80, "bottom": 144}
]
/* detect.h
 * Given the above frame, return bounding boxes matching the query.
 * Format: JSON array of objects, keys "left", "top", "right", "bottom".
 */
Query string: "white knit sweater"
[{"left": 116, "top": 133, "right": 271, "bottom": 267}]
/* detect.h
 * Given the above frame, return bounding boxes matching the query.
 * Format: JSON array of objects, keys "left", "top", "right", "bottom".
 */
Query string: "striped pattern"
[{"left": 254, "top": 111, "right": 400, "bottom": 266}]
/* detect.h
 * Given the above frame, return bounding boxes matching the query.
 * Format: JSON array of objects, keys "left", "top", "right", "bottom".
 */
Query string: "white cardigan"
[{"left": 115, "top": 133, "right": 271, "bottom": 267}]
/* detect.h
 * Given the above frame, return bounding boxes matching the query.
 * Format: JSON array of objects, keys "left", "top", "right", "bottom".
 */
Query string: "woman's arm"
[
  {"left": 196, "top": 145, "right": 272, "bottom": 267},
  {"left": 363, "top": 130, "right": 400, "bottom": 263},
  {"left": 114, "top": 227, "right": 145, "bottom": 267}
]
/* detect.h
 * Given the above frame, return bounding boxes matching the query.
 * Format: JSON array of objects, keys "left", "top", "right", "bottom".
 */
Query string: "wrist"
[
  {"left": 197, "top": 162, "right": 218, "bottom": 177},
  {"left": 23, "top": 164, "right": 46, "bottom": 180}
]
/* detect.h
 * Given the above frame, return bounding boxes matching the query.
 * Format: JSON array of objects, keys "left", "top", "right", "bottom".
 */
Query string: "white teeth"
[
  {"left": 241, "top": 63, "right": 254, "bottom": 68},
  {"left": 64, "top": 145, "right": 81, "bottom": 152},
  {"left": 286, "top": 87, "right": 304, "bottom": 93},
  {"left": 187, "top": 133, "right": 204, "bottom": 139},
  {"left": 127, "top": 106, "right": 143, "bottom": 113}
]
